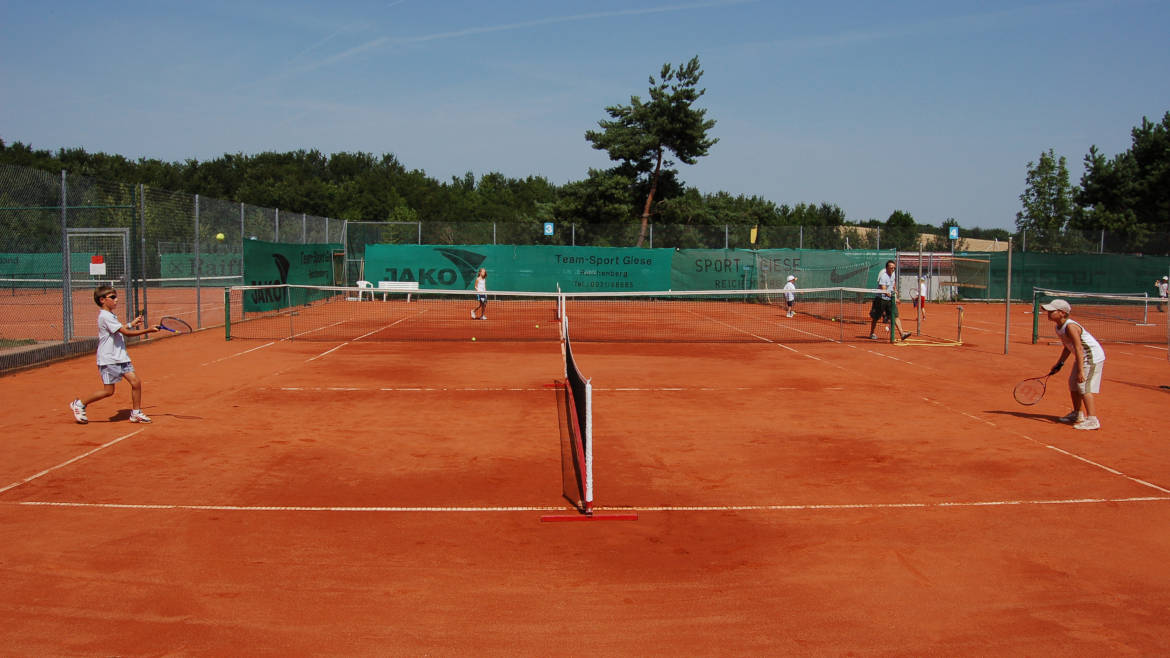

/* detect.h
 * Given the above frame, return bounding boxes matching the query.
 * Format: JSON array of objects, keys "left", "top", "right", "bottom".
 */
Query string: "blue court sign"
[
  {"left": 543, "top": 222, "right": 555, "bottom": 236},
  {"left": 948, "top": 226, "right": 960, "bottom": 240}
]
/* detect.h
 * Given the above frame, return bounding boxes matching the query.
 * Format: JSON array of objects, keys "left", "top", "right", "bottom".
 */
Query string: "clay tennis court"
[{"left": 2, "top": 302, "right": 1168, "bottom": 654}]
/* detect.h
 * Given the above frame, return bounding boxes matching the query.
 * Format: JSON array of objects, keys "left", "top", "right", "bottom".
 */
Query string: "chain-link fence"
[
  {"left": 3, "top": 161, "right": 1168, "bottom": 370},
  {"left": 0, "top": 163, "right": 345, "bottom": 372}
]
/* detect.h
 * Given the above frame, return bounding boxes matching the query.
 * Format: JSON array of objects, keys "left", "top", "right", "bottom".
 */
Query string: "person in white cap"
[
  {"left": 783, "top": 275, "right": 798, "bottom": 318},
  {"left": 1156, "top": 275, "right": 1168, "bottom": 313},
  {"left": 1041, "top": 299, "right": 1105, "bottom": 430}
]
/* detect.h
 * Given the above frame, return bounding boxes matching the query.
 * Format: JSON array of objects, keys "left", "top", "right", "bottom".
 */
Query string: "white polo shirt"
[{"left": 96, "top": 309, "right": 129, "bottom": 365}]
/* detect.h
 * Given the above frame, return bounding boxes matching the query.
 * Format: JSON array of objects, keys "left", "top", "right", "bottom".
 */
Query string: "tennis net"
[
  {"left": 1032, "top": 288, "right": 1167, "bottom": 345},
  {"left": 224, "top": 284, "right": 886, "bottom": 343},
  {"left": 557, "top": 312, "right": 593, "bottom": 514}
]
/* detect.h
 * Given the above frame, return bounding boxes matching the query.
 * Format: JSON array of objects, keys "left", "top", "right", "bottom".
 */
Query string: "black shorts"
[{"left": 869, "top": 296, "right": 892, "bottom": 321}]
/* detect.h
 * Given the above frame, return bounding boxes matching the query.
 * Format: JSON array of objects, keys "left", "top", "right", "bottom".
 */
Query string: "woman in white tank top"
[{"left": 1041, "top": 299, "right": 1105, "bottom": 431}]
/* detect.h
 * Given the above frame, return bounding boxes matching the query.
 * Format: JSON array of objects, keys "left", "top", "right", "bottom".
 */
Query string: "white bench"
[{"left": 378, "top": 280, "right": 419, "bottom": 302}]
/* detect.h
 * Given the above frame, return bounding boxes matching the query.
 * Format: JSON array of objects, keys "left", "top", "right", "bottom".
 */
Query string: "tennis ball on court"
[
  {"left": 215, "top": 232, "right": 225, "bottom": 241},
  {"left": 471, "top": 336, "right": 477, "bottom": 341},
  {"left": 535, "top": 324, "right": 540, "bottom": 328}
]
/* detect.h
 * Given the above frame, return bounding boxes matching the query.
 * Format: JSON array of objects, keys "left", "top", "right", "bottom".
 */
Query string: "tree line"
[{"left": 1017, "top": 111, "right": 1170, "bottom": 254}]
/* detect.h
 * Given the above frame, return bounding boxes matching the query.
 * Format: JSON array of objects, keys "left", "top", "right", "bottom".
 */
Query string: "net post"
[
  {"left": 224, "top": 287, "right": 232, "bottom": 340},
  {"left": 583, "top": 377, "right": 593, "bottom": 514}
]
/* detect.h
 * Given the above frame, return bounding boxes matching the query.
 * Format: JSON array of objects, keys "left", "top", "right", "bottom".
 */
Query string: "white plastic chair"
[{"left": 352, "top": 280, "right": 374, "bottom": 301}]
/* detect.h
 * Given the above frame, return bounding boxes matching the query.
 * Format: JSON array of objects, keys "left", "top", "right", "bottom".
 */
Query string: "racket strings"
[{"left": 1013, "top": 378, "right": 1047, "bottom": 405}]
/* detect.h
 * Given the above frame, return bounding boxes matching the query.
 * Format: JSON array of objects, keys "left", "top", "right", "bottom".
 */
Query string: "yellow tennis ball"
[
  {"left": 471, "top": 337, "right": 476, "bottom": 341},
  {"left": 535, "top": 324, "right": 540, "bottom": 328},
  {"left": 215, "top": 232, "right": 225, "bottom": 241}
]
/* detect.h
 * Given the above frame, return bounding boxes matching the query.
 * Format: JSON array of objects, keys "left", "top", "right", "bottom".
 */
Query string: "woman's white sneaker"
[{"left": 1073, "top": 417, "right": 1100, "bottom": 431}]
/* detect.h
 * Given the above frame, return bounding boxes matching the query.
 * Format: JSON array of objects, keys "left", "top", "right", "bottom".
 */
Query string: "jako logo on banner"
[
  {"left": 381, "top": 248, "right": 486, "bottom": 288},
  {"left": 247, "top": 253, "right": 291, "bottom": 304}
]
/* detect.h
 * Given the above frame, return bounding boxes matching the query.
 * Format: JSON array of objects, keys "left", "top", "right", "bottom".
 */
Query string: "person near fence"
[
  {"left": 1156, "top": 275, "right": 1168, "bottom": 312},
  {"left": 913, "top": 276, "right": 927, "bottom": 319},
  {"left": 470, "top": 268, "right": 488, "bottom": 320},
  {"left": 783, "top": 275, "right": 798, "bottom": 318},
  {"left": 69, "top": 286, "right": 160, "bottom": 424},
  {"left": 1042, "top": 299, "right": 1105, "bottom": 431},
  {"left": 869, "top": 260, "right": 911, "bottom": 341}
]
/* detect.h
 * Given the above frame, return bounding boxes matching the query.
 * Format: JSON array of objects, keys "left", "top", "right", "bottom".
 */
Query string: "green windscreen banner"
[
  {"left": 979, "top": 251, "right": 1170, "bottom": 299},
  {"left": 363, "top": 244, "right": 673, "bottom": 292},
  {"left": 242, "top": 239, "right": 341, "bottom": 311},
  {"left": 670, "top": 249, "right": 894, "bottom": 290},
  {"left": 160, "top": 253, "right": 243, "bottom": 280},
  {"left": 0, "top": 252, "right": 98, "bottom": 279},
  {"left": 362, "top": 244, "right": 896, "bottom": 292}
]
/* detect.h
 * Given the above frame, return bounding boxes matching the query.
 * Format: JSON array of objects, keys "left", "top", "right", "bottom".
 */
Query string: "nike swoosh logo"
[
  {"left": 435, "top": 248, "right": 487, "bottom": 288},
  {"left": 829, "top": 265, "right": 868, "bottom": 284}
]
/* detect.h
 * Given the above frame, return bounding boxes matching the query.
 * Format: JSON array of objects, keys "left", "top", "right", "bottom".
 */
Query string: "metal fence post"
[
  {"left": 60, "top": 170, "right": 71, "bottom": 342},
  {"left": 140, "top": 184, "right": 148, "bottom": 325},
  {"left": 194, "top": 194, "right": 201, "bottom": 328}
]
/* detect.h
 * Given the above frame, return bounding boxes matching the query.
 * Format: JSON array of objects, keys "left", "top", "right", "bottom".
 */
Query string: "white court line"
[
  {"left": 0, "top": 429, "right": 146, "bottom": 496},
  {"left": 5, "top": 496, "right": 1167, "bottom": 514},
  {"left": 200, "top": 341, "right": 276, "bottom": 366},
  {"left": 262, "top": 386, "right": 792, "bottom": 393},
  {"left": 307, "top": 343, "right": 347, "bottom": 362},
  {"left": 922, "top": 396, "right": 1170, "bottom": 495}
]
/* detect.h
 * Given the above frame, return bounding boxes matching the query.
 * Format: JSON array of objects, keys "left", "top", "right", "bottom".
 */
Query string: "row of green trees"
[{"left": 1017, "top": 112, "right": 1170, "bottom": 253}]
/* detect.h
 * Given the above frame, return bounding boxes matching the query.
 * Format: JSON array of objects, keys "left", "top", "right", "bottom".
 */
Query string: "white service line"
[
  {"left": 922, "top": 396, "right": 1170, "bottom": 495},
  {"left": 200, "top": 341, "right": 276, "bottom": 366},
  {"left": 262, "top": 385, "right": 795, "bottom": 393},
  {"left": 0, "top": 429, "right": 146, "bottom": 496}
]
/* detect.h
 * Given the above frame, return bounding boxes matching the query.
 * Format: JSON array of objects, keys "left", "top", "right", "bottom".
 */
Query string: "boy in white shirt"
[
  {"left": 783, "top": 275, "right": 797, "bottom": 318},
  {"left": 69, "top": 286, "right": 160, "bottom": 424}
]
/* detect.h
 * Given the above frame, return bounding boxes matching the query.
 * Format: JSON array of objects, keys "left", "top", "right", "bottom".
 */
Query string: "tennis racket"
[
  {"left": 1013, "top": 375, "right": 1050, "bottom": 405},
  {"left": 157, "top": 316, "right": 192, "bottom": 334}
]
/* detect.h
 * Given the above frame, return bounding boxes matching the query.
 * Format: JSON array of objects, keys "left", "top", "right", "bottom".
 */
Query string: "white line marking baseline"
[{"left": 4, "top": 497, "right": 1167, "bottom": 514}]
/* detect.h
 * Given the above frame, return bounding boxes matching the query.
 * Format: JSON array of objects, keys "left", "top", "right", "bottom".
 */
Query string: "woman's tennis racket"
[
  {"left": 157, "top": 316, "right": 193, "bottom": 334},
  {"left": 1013, "top": 375, "right": 1050, "bottom": 405}
]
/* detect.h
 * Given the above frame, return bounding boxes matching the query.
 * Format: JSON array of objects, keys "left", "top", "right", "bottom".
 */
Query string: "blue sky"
[{"left": 2, "top": 0, "right": 1167, "bottom": 231}]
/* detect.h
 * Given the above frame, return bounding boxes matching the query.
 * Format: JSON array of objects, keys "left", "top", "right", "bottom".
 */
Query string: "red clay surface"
[{"left": 2, "top": 302, "right": 1169, "bottom": 655}]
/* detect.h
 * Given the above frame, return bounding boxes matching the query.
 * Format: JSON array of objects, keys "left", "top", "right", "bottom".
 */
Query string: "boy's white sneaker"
[
  {"left": 70, "top": 399, "right": 88, "bottom": 424},
  {"left": 129, "top": 410, "right": 152, "bottom": 424},
  {"left": 1073, "top": 417, "right": 1100, "bottom": 431}
]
